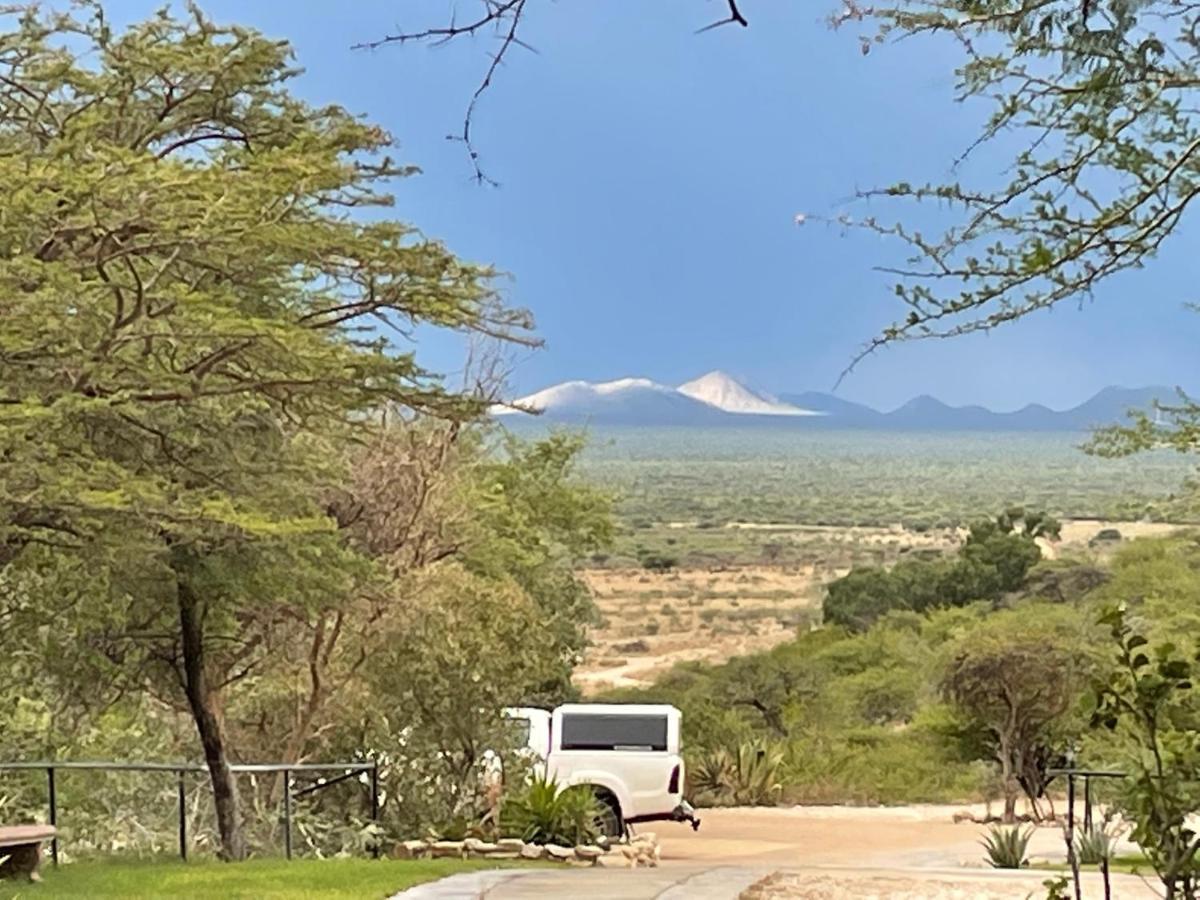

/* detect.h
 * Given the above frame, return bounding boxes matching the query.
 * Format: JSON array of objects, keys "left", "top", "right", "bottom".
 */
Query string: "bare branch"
[{"left": 697, "top": 0, "right": 751, "bottom": 34}]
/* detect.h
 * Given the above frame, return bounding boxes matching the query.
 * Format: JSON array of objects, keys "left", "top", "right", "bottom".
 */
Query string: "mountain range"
[{"left": 492, "top": 371, "right": 1178, "bottom": 431}]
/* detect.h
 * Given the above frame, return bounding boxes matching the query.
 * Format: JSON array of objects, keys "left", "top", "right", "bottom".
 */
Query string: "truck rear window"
[{"left": 559, "top": 714, "right": 668, "bottom": 752}]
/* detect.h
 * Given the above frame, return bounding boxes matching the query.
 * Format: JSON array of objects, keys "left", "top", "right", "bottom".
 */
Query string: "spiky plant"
[
  {"left": 981, "top": 824, "right": 1033, "bottom": 869},
  {"left": 1075, "top": 825, "right": 1115, "bottom": 866},
  {"left": 499, "top": 773, "right": 600, "bottom": 846},
  {"left": 691, "top": 741, "right": 784, "bottom": 807}
]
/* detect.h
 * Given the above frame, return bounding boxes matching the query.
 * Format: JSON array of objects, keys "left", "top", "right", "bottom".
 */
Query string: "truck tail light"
[{"left": 668, "top": 764, "right": 680, "bottom": 794}]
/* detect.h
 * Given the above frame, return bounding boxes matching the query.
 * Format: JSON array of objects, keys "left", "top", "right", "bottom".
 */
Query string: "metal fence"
[{"left": 0, "top": 760, "right": 380, "bottom": 865}]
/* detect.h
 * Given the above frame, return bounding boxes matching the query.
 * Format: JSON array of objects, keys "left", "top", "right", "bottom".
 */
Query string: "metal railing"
[
  {"left": 0, "top": 760, "right": 381, "bottom": 865},
  {"left": 1045, "top": 766, "right": 1126, "bottom": 832}
]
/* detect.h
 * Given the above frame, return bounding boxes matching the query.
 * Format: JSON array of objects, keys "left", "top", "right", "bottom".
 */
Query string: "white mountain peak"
[
  {"left": 678, "top": 370, "right": 816, "bottom": 416},
  {"left": 491, "top": 370, "right": 819, "bottom": 419},
  {"left": 491, "top": 376, "right": 673, "bottom": 414}
]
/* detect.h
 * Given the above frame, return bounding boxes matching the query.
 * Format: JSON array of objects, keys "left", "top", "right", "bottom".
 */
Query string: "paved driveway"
[
  {"left": 390, "top": 865, "right": 1156, "bottom": 899},
  {"left": 390, "top": 806, "right": 1160, "bottom": 899}
]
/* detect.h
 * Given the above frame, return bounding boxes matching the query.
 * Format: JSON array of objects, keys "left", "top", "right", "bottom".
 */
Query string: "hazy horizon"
[{"left": 499, "top": 370, "right": 1191, "bottom": 416}]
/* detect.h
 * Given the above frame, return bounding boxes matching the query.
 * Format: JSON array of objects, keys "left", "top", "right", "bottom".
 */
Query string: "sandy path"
[
  {"left": 654, "top": 806, "right": 1136, "bottom": 869},
  {"left": 742, "top": 868, "right": 1156, "bottom": 899}
]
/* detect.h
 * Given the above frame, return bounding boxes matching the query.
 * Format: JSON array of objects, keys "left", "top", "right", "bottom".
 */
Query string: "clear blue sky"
[{"left": 107, "top": 1, "right": 1199, "bottom": 410}]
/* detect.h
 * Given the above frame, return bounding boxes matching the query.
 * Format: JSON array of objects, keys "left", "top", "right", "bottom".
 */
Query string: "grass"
[
  {"left": 1034, "top": 853, "right": 1151, "bottom": 876},
  {"left": 0, "top": 857, "right": 528, "bottom": 900}
]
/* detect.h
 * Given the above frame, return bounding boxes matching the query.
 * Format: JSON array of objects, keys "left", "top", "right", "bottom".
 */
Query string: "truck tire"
[{"left": 592, "top": 788, "right": 623, "bottom": 839}]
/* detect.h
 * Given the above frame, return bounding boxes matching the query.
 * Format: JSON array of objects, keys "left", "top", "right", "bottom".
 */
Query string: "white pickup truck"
[{"left": 503, "top": 703, "right": 700, "bottom": 837}]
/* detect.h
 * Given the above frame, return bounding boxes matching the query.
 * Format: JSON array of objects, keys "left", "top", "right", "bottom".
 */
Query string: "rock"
[
  {"left": 496, "top": 838, "right": 525, "bottom": 853},
  {"left": 519, "top": 843, "right": 546, "bottom": 860},
  {"left": 430, "top": 840, "right": 465, "bottom": 859},
  {"left": 395, "top": 839, "right": 428, "bottom": 859},
  {"left": 482, "top": 850, "right": 520, "bottom": 859},
  {"left": 574, "top": 844, "right": 604, "bottom": 861},
  {"left": 544, "top": 843, "right": 575, "bottom": 861},
  {"left": 463, "top": 838, "right": 498, "bottom": 856},
  {"left": 596, "top": 851, "right": 632, "bottom": 868}
]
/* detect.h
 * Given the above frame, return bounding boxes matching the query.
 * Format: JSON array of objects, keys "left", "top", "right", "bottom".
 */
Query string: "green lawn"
[{"left": 0, "top": 857, "right": 526, "bottom": 899}]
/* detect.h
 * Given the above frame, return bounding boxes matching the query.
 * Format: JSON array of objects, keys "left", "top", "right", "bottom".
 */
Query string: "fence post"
[
  {"left": 283, "top": 768, "right": 292, "bottom": 861},
  {"left": 46, "top": 766, "right": 58, "bottom": 867},
  {"left": 1066, "top": 772, "right": 1075, "bottom": 836},
  {"left": 178, "top": 770, "right": 188, "bottom": 862},
  {"left": 370, "top": 762, "right": 380, "bottom": 860}
]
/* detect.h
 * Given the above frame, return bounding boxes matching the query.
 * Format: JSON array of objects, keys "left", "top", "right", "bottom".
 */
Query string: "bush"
[
  {"left": 690, "top": 741, "right": 784, "bottom": 807},
  {"left": 640, "top": 553, "right": 678, "bottom": 573},
  {"left": 981, "top": 824, "right": 1032, "bottom": 868},
  {"left": 500, "top": 774, "right": 600, "bottom": 846}
]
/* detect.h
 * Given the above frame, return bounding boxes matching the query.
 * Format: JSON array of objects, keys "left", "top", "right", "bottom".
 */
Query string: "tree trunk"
[
  {"left": 999, "top": 734, "right": 1019, "bottom": 824},
  {"left": 178, "top": 575, "right": 247, "bottom": 861}
]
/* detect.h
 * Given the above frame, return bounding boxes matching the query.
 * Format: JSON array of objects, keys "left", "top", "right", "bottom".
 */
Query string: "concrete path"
[
  {"left": 388, "top": 865, "right": 769, "bottom": 899},
  {"left": 389, "top": 864, "right": 1158, "bottom": 899}
]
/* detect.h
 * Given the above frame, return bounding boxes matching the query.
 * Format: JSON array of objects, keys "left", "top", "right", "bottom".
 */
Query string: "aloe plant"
[
  {"left": 1075, "top": 825, "right": 1115, "bottom": 866},
  {"left": 981, "top": 824, "right": 1033, "bottom": 869},
  {"left": 691, "top": 741, "right": 784, "bottom": 806}
]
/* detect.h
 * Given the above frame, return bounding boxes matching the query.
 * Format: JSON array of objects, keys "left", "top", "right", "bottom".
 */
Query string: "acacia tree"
[
  {"left": 0, "top": 4, "right": 531, "bottom": 859},
  {"left": 942, "top": 607, "right": 1090, "bottom": 822}
]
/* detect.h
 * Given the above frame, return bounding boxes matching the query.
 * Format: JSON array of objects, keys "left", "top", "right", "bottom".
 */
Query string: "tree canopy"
[{"left": 0, "top": 2, "right": 610, "bottom": 861}]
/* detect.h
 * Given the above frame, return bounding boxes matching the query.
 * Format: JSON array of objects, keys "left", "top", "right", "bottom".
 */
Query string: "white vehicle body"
[{"left": 503, "top": 703, "right": 697, "bottom": 831}]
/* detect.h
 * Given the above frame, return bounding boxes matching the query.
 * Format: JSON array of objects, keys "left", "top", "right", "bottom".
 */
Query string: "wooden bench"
[{"left": 0, "top": 825, "right": 56, "bottom": 882}]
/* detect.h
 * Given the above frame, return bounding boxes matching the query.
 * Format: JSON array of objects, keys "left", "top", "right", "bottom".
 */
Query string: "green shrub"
[
  {"left": 690, "top": 741, "right": 784, "bottom": 807},
  {"left": 981, "top": 824, "right": 1032, "bottom": 868},
  {"left": 500, "top": 774, "right": 600, "bottom": 846}
]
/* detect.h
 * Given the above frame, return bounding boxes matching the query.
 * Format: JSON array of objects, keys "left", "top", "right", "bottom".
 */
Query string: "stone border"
[{"left": 394, "top": 832, "right": 661, "bottom": 868}]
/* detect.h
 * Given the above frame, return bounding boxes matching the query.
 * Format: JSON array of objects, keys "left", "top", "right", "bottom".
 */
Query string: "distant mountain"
[
  {"left": 1058, "top": 386, "right": 1177, "bottom": 430},
  {"left": 885, "top": 395, "right": 1004, "bottom": 430},
  {"left": 494, "top": 374, "right": 1179, "bottom": 430},
  {"left": 493, "top": 371, "right": 821, "bottom": 425},
  {"left": 779, "top": 391, "right": 882, "bottom": 426},
  {"left": 679, "top": 371, "right": 818, "bottom": 416},
  {"left": 490, "top": 377, "right": 729, "bottom": 425}
]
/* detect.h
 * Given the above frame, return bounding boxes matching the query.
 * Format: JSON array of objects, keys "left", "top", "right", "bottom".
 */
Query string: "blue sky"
[{"left": 107, "top": 1, "right": 1199, "bottom": 410}]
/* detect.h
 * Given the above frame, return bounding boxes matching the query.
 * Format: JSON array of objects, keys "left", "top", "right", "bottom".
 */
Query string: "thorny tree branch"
[
  {"left": 356, "top": 1, "right": 753, "bottom": 185},
  {"left": 820, "top": 0, "right": 1200, "bottom": 384}
]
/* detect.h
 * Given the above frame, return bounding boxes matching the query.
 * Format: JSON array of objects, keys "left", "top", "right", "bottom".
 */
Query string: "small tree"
[
  {"left": 1092, "top": 605, "right": 1200, "bottom": 900},
  {"left": 943, "top": 608, "right": 1088, "bottom": 822}
]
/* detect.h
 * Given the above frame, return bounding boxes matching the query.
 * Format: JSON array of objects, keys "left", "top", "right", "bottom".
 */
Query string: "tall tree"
[{"left": 0, "top": 4, "right": 531, "bottom": 859}]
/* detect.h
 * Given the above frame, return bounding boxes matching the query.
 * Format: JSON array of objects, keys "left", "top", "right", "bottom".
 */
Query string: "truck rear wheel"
[{"left": 592, "top": 789, "right": 623, "bottom": 839}]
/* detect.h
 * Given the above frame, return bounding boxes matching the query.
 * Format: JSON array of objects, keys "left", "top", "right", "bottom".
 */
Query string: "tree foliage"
[
  {"left": 824, "top": 509, "right": 1052, "bottom": 630},
  {"left": 1093, "top": 604, "right": 1200, "bottom": 899},
  {"left": 833, "top": 0, "right": 1200, "bottom": 449},
  {"left": 942, "top": 606, "right": 1090, "bottom": 821},
  {"left": 0, "top": 2, "right": 607, "bottom": 861}
]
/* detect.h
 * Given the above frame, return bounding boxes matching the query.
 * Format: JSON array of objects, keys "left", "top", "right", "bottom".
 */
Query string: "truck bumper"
[{"left": 626, "top": 800, "right": 701, "bottom": 831}]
